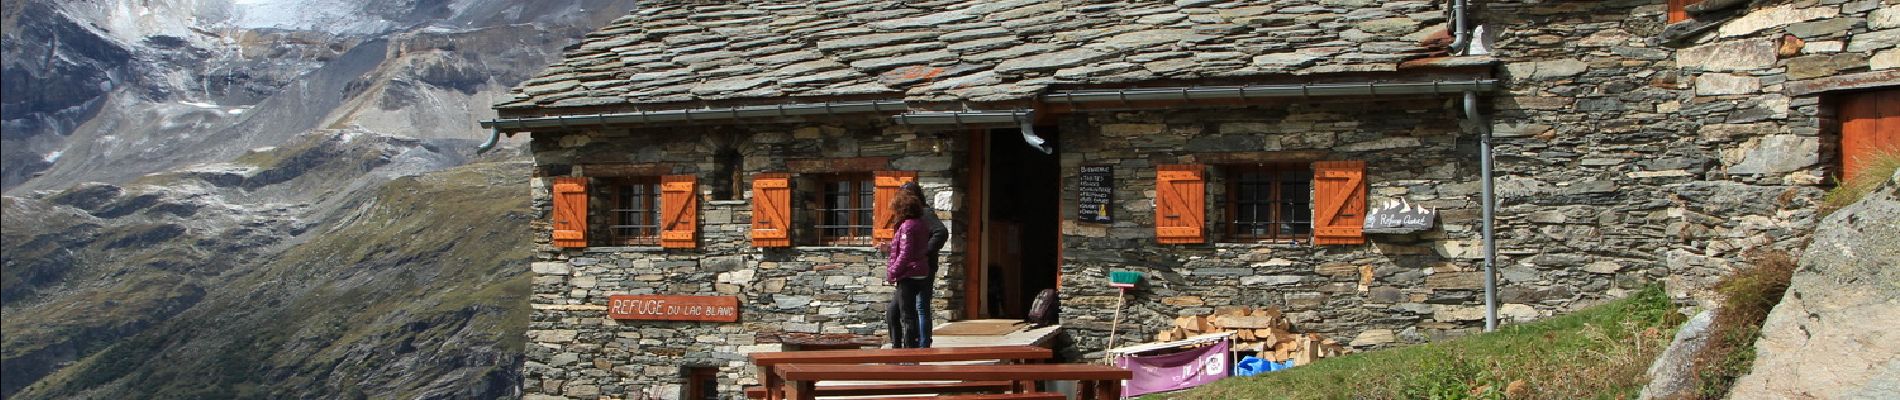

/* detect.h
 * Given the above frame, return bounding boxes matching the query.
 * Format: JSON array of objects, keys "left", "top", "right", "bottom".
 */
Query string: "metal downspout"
[
  {"left": 1466, "top": 91, "right": 1498, "bottom": 333},
  {"left": 476, "top": 128, "right": 503, "bottom": 155},
  {"left": 1017, "top": 111, "right": 1052, "bottom": 154},
  {"left": 1450, "top": 0, "right": 1471, "bottom": 55}
]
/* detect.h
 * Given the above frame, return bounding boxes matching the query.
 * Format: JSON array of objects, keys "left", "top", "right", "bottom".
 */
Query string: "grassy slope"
[
  {"left": 1159, "top": 287, "right": 1679, "bottom": 400},
  {"left": 11, "top": 160, "right": 533, "bottom": 399}
]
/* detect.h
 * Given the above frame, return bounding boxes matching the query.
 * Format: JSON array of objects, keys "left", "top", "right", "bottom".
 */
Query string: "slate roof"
[{"left": 497, "top": 0, "right": 1463, "bottom": 114}]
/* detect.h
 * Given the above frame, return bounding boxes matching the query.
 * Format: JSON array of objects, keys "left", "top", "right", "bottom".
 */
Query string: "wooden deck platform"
[{"left": 925, "top": 320, "right": 1063, "bottom": 349}]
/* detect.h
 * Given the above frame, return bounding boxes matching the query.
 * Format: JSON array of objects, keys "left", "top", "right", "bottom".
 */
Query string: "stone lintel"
[{"left": 1785, "top": 70, "right": 1900, "bottom": 96}]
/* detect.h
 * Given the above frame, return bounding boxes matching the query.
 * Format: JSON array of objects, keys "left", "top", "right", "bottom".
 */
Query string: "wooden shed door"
[{"left": 1841, "top": 90, "right": 1900, "bottom": 182}]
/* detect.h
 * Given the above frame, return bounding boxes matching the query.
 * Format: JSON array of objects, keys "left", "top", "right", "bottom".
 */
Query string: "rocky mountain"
[{"left": 1, "top": 0, "right": 637, "bottom": 397}]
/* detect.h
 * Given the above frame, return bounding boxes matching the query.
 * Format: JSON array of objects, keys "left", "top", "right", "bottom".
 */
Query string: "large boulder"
[{"left": 1728, "top": 171, "right": 1900, "bottom": 399}]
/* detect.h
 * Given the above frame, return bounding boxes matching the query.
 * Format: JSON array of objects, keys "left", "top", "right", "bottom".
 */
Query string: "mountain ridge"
[{"left": 1, "top": 0, "right": 639, "bottom": 397}]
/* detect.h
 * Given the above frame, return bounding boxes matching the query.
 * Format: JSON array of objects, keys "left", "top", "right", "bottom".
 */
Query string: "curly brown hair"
[{"left": 888, "top": 189, "right": 924, "bottom": 228}]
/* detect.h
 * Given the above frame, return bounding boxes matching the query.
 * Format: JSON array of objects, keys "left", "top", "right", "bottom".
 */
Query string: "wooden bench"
[
  {"left": 849, "top": 392, "right": 1068, "bottom": 400},
  {"left": 749, "top": 346, "right": 1053, "bottom": 400},
  {"left": 777, "top": 364, "right": 1132, "bottom": 400},
  {"left": 741, "top": 381, "right": 1015, "bottom": 399}
]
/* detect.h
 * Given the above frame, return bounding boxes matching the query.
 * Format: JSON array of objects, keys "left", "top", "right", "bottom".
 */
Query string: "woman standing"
[{"left": 881, "top": 189, "right": 931, "bottom": 348}]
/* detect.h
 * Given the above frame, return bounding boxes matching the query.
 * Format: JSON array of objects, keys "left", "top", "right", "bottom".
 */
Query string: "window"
[
  {"left": 682, "top": 367, "right": 718, "bottom": 400},
  {"left": 711, "top": 148, "right": 742, "bottom": 200},
  {"left": 816, "top": 174, "right": 875, "bottom": 245},
  {"left": 1225, "top": 164, "right": 1312, "bottom": 242},
  {"left": 602, "top": 177, "right": 662, "bottom": 246}
]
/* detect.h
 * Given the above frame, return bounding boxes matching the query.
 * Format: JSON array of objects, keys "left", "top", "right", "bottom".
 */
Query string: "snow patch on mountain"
[{"left": 229, "top": 0, "right": 394, "bottom": 33}]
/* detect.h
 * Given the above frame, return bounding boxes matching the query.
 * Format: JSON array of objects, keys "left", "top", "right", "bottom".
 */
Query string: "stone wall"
[
  {"left": 1656, "top": 0, "right": 1894, "bottom": 300},
  {"left": 1478, "top": 0, "right": 1712, "bottom": 315},
  {"left": 1480, "top": 0, "right": 1889, "bottom": 307},
  {"left": 520, "top": 121, "right": 971, "bottom": 399},
  {"left": 1053, "top": 99, "right": 1508, "bottom": 354}
]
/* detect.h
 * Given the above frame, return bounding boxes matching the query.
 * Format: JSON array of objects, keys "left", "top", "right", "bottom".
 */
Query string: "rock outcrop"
[{"left": 1727, "top": 170, "right": 1900, "bottom": 399}]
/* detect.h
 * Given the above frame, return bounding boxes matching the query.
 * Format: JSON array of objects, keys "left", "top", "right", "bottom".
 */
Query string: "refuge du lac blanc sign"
[
  {"left": 1362, "top": 198, "right": 1436, "bottom": 234},
  {"left": 608, "top": 295, "right": 739, "bottom": 322}
]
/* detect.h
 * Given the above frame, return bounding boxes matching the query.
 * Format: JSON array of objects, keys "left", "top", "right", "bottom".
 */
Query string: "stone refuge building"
[{"left": 484, "top": 0, "right": 1898, "bottom": 398}]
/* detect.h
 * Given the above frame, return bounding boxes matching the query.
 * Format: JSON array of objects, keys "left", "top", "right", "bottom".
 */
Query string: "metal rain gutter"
[
  {"left": 892, "top": 110, "right": 1052, "bottom": 154},
  {"left": 478, "top": 100, "right": 911, "bottom": 131},
  {"left": 1041, "top": 80, "right": 1497, "bottom": 104},
  {"left": 890, "top": 110, "right": 1029, "bottom": 125}
]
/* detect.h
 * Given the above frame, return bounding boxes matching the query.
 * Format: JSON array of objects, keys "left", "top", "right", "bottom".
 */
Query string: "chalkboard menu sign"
[{"left": 1078, "top": 165, "right": 1114, "bottom": 223}]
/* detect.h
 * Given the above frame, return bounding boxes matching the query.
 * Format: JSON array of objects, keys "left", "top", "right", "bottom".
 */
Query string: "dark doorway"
[{"left": 981, "top": 128, "right": 1060, "bottom": 319}]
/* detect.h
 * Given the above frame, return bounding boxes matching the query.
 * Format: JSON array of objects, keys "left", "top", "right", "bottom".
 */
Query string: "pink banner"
[{"left": 1113, "top": 340, "right": 1229, "bottom": 397}]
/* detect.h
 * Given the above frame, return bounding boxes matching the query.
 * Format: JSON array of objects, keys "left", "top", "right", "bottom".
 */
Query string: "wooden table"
[
  {"left": 749, "top": 345, "right": 1052, "bottom": 400},
  {"left": 776, "top": 364, "right": 1132, "bottom": 400}
]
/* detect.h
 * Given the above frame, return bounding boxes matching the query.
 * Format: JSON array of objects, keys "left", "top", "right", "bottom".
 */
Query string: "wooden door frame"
[{"left": 961, "top": 129, "right": 988, "bottom": 319}]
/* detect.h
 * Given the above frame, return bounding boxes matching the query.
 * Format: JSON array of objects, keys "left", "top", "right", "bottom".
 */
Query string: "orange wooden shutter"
[
  {"left": 660, "top": 175, "right": 698, "bottom": 249},
  {"left": 1155, "top": 165, "right": 1205, "bottom": 244},
  {"left": 551, "top": 177, "right": 588, "bottom": 248},
  {"left": 1841, "top": 90, "right": 1900, "bottom": 182},
  {"left": 1312, "top": 161, "right": 1368, "bottom": 245},
  {"left": 872, "top": 171, "right": 917, "bottom": 242},
  {"left": 751, "top": 173, "right": 793, "bottom": 247},
  {"left": 1666, "top": 0, "right": 1695, "bottom": 23}
]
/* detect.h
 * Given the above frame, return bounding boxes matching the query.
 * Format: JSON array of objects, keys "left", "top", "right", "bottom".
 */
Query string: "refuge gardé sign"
[{"left": 607, "top": 295, "right": 740, "bottom": 322}]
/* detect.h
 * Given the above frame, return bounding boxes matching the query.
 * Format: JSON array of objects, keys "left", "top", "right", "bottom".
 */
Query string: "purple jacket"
[{"left": 886, "top": 218, "right": 931, "bottom": 283}]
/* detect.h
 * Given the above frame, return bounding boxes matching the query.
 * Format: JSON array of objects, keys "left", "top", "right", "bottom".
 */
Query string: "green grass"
[
  {"left": 1822, "top": 150, "right": 1900, "bottom": 215},
  {"left": 9, "top": 160, "right": 534, "bottom": 399},
  {"left": 1155, "top": 286, "right": 1680, "bottom": 400},
  {"left": 1681, "top": 251, "right": 1795, "bottom": 399}
]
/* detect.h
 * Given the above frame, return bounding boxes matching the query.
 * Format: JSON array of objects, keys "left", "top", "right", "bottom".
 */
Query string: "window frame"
[
  {"left": 1222, "top": 163, "right": 1313, "bottom": 243},
  {"left": 812, "top": 173, "right": 876, "bottom": 246},
  {"left": 600, "top": 176, "right": 663, "bottom": 246}
]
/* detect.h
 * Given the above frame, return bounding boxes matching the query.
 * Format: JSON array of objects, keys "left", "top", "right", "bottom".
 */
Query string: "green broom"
[{"left": 1105, "top": 270, "right": 1142, "bottom": 354}]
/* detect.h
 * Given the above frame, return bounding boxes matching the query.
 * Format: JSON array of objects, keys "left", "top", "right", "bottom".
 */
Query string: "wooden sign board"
[
  {"left": 1077, "top": 165, "right": 1114, "bottom": 223},
  {"left": 607, "top": 295, "right": 739, "bottom": 322}
]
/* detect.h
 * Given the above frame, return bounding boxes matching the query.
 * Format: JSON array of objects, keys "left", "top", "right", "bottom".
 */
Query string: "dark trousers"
[{"left": 887, "top": 277, "right": 932, "bottom": 348}]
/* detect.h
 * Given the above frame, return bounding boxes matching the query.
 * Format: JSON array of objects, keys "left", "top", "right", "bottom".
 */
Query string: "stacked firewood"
[{"left": 1154, "top": 306, "right": 1346, "bottom": 366}]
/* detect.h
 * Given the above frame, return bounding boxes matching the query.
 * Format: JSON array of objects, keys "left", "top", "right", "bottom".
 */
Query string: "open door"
[{"left": 964, "top": 127, "right": 1061, "bottom": 319}]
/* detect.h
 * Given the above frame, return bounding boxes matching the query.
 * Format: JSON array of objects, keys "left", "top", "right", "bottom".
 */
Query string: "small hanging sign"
[
  {"left": 1077, "top": 165, "right": 1114, "bottom": 223},
  {"left": 608, "top": 295, "right": 740, "bottom": 322},
  {"left": 1362, "top": 198, "right": 1436, "bottom": 234}
]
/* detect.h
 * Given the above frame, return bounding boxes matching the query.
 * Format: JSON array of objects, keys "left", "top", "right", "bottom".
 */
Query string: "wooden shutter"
[
  {"left": 751, "top": 173, "right": 793, "bottom": 247},
  {"left": 1841, "top": 90, "right": 1900, "bottom": 182},
  {"left": 551, "top": 177, "right": 588, "bottom": 248},
  {"left": 1312, "top": 161, "right": 1367, "bottom": 245},
  {"left": 872, "top": 171, "right": 917, "bottom": 242},
  {"left": 1155, "top": 165, "right": 1205, "bottom": 244},
  {"left": 1666, "top": 0, "right": 1703, "bottom": 23},
  {"left": 660, "top": 175, "right": 698, "bottom": 249}
]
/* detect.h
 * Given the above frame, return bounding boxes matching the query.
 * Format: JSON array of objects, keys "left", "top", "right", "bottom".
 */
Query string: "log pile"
[{"left": 1154, "top": 306, "right": 1346, "bottom": 366}]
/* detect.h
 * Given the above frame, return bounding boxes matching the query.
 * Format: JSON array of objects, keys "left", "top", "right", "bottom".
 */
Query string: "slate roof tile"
[{"left": 498, "top": 0, "right": 1477, "bottom": 112}]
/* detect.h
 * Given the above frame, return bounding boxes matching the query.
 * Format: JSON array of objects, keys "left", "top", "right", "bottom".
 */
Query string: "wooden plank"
[
  {"left": 750, "top": 345, "right": 1052, "bottom": 366},
  {"left": 743, "top": 381, "right": 1015, "bottom": 399},
  {"left": 921, "top": 393, "right": 1068, "bottom": 400},
  {"left": 778, "top": 364, "right": 1131, "bottom": 382},
  {"left": 1211, "top": 315, "right": 1278, "bottom": 329},
  {"left": 929, "top": 324, "right": 1063, "bottom": 348}
]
